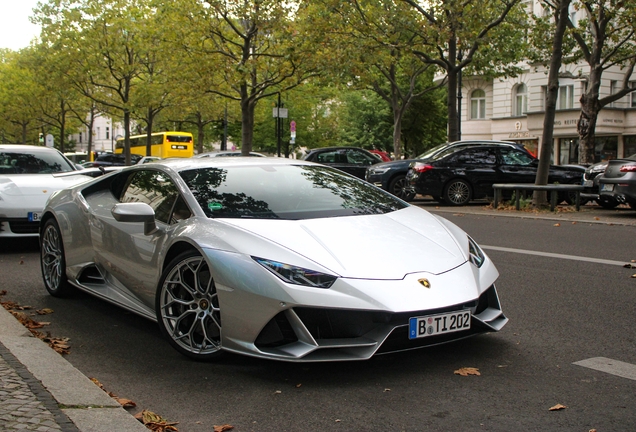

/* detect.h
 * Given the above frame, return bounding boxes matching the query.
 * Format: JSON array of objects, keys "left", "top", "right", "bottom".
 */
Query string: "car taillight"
[
  {"left": 619, "top": 165, "right": 636, "bottom": 172},
  {"left": 412, "top": 163, "right": 434, "bottom": 173}
]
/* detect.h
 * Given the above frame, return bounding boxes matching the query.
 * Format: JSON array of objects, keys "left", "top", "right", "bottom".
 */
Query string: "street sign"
[
  {"left": 290, "top": 120, "right": 296, "bottom": 132},
  {"left": 45, "top": 134, "right": 54, "bottom": 148},
  {"left": 273, "top": 108, "right": 288, "bottom": 118}
]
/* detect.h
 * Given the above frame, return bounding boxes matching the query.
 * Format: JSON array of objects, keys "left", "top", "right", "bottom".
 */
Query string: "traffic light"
[{"left": 38, "top": 133, "right": 44, "bottom": 144}]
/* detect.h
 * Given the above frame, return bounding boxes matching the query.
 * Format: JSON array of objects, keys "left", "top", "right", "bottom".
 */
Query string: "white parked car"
[{"left": 0, "top": 144, "right": 92, "bottom": 237}]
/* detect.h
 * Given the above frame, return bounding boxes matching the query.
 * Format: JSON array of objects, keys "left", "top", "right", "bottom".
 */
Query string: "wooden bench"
[{"left": 492, "top": 183, "right": 585, "bottom": 211}]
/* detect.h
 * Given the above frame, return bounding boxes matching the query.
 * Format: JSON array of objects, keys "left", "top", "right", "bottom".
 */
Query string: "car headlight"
[
  {"left": 253, "top": 257, "right": 337, "bottom": 288},
  {"left": 369, "top": 167, "right": 390, "bottom": 175},
  {"left": 468, "top": 236, "right": 485, "bottom": 268}
]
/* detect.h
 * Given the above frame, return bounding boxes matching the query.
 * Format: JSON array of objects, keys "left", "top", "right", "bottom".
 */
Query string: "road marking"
[
  {"left": 573, "top": 357, "right": 636, "bottom": 381},
  {"left": 481, "top": 245, "right": 628, "bottom": 267}
]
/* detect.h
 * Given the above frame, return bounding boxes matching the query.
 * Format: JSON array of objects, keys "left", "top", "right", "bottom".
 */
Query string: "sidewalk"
[
  {"left": 0, "top": 304, "right": 147, "bottom": 432},
  {"left": 413, "top": 198, "right": 636, "bottom": 226},
  {"left": 0, "top": 199, "right": 633, "bottom": 432}
]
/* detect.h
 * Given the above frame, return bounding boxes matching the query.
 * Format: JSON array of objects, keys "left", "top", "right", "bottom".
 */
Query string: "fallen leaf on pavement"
[
  {"left": 631, "top": 274, "right": 636, "bottom": 278},
  {"left": 384, "top": 388, "right": 391, "bottom": 392},
  {"left": 553, "top": 223, "right": 560, "bottom": 227},
  {"left": 10, "top": 311, "right": 46, "bottom": 329},
  {"left": 594, "top": 217, "right": 600, "bottom": 220},
  {"left": 135, "top": 410, "right": 179, "bottom": 432},
  {"left": 117, "top": 398, "right": 137, "bottom": 408},
  {"left": 213, "top": 425, "right": 234, "bottom": 432},
  {"left": 454, "top": 367, "right": 480, "bottom": 376},
  {"left": 274, "top": 390, "right": 282, "bottom": 394},
  {"left": 36, "top": 308, "right": 54, "bottom": 315},
  {"left": 295, "top": 383, "right": 302, "bottom": 388},
  {"left": 549, "top": 404, "right": 567, "bottom": 411}
]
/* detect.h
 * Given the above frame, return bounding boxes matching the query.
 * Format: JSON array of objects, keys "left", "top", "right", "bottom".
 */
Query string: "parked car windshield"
[
  {"left": 0, "top": 149, "right": 76, "bottom": 174},
  {"left": 179, "top": 164, "right": 407, "bottom": 220}
]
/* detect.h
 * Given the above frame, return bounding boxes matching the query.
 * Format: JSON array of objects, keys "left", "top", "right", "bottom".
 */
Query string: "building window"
[
  {"left": 559, "top": 138, "right": 579, "bottom": 165},
  {"left": 470, "top": 89, "right": 486, "bottom": 119},
  {"left": 609, "top": 80, "right": 618, "bottom": 107},
  {"left": 630, "top": 82, "right": 636, "bottom": 107},
  {"left": 624, "top": 136, "right": 636, "bottom": 157},
  {"left": 96, "top": 127, "right": 100, "bottom": 139},
  {"left": 79, "top": 132, "right": 82, "bottom": 144},
  {"left": 106, "top": 127, "right": 110, "bottom": 140},
  {"left": 514, "top": 83, "right": 527, "bottom": 116},
  {"left": 558, "top": 85, "right": 574, "bottom": 110}
]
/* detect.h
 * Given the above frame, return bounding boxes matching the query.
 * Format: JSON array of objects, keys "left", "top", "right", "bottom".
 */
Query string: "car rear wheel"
[
  {"left": 443, "top": 179, "right": 472, "bottom": 206},
  {"left": 389, "top": 175, "right": 416, "bottom": 202},
  {"left": 596, "top": 197, "right": 619, "bottom": 209},
  {"left": 156, "top": 251, "right": 222, "bottom": 360},
  {"left": 40, "top": 219, "right": 73, "bottom": 297}
]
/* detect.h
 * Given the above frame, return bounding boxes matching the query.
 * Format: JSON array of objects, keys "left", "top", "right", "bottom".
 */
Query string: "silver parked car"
[
  {"left": 40, "top": 158, "right": 507, "bottom": 362},
  {"left": 598, "top": 157, "right": 636, "bottom": 210}
]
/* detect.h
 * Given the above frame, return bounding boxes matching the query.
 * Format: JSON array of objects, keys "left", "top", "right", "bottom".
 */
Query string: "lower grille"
[{"left": 8, "top": 220, "right": 39, "bottom": 234}]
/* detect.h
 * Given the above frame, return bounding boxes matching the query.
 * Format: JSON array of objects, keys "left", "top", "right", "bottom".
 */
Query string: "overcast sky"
[{"left": 0, "top": 0, "right": 41, "bottom": 51}]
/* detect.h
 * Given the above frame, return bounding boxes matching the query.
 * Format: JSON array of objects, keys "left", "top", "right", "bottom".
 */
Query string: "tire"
[
  {"left": 40, "top": 218, "right": 73, "bottom": 297},
  {"left": 596, "top": 197, "right": 619, "bottom": 209},
  {"left": 443, "top": 179, "right": 472, "bottom": 206},
  {"left": 156, "top": 251, "right": 222, "bottom": 360},
  {"left": 629, "top": 202, "right": 636, "bottom": 210},
  {"left": 388, "top": 175, "right": 415, "bottom": 202}
]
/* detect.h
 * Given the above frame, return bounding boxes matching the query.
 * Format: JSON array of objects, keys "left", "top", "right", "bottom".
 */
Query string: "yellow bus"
[{"left": 115, "top": 131, "right": 194, "bottom": 158}]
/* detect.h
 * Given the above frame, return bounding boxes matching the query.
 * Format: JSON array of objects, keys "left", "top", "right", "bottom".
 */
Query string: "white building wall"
[{"left": 68, "top": 114, "right": 125, "bottom": 153}]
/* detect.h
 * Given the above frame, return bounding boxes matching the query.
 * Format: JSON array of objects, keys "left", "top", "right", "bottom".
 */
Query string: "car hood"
[
  {"left": 221, "top": 206, "right": 467, "bottom": 279},
  {"left": 0, "top": 174, "right": 91, "bottom": 209}
]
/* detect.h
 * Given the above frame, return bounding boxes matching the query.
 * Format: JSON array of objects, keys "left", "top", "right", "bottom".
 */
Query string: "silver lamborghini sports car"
[{"left": 40, "top": 157, "right": 507, "bottom": 362}]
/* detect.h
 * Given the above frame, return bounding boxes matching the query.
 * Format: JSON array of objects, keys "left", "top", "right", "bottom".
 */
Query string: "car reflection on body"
[
  {"left": 598, "top": 157, "right": 636, "bottom": 210},
  {"left": 0, "top": 144, "right": 92, "bottom": 237},
  {"left": 40, "top": 157, "right": 507, "bottom": 362}
]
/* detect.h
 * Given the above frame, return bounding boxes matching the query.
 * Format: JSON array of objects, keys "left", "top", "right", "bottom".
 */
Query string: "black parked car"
[
  {"left": 303, "top": 147, "right": 381, "bottom": 180},
  {"left": 598, "top": 157, "right": 636, "bottom": 209},
  {"left": 405, "top": 141, "right": 585, "bottom": 205},
  {"left": 366, "top": 141, "right": 527, "bottom": 202},
  {"left": 89, "top": 153, "right": 143, "bottom": 167}
]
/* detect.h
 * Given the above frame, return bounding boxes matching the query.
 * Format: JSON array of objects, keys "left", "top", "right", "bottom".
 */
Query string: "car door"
[
  {"left": 344, "top": 148, "right": 379, "bottom": 179},
  {"left": 497, "top": 147, "right": 538, "bottom": 184},
  {"left": 92, "top": 168, "right": 192, "bottom": 308},
  {"left": 448, "top": 148, "right": 499, "bottom": 197}
]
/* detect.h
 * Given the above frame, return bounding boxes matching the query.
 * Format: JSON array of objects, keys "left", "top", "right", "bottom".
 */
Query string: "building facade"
[
  {"left": 68, "top": 114, "right": 124, "bottom": 153},
  {"left": 459, "top": 5, "right": 636, "bottom": 164}
]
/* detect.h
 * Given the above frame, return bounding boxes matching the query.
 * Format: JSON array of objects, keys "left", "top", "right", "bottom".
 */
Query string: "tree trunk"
[
  {"left": 87, "top": 112, "right": 94, "bottom": 160},
  {"left": 393, "top": 111, "right": 403, "bottom": 159},
  {"left": 577, "top": 66, "right": 602, "bottom": 164},
  {"left": 146, "top": 107, "right": 154, "bottom": 157},
  {"left": 533, "top": 0, "right": 571, "bottom": 206},
  {"left": 240, "top": 95, "right": 255, "bottom": 155},
  {"left": 196, "top": 113, "right": 205, "bottom": 154},
  {"left": 59, "top": 100, "right": 66, "bottom": 153},
  {"left": 447, "top": 67, "right": 459, "bottom": 143},
  {"left": 21, "top": 123, "right": 27, "bottom": 144},
  {"left": 123, "top": 109, "right": 132, "bottom": 166}
]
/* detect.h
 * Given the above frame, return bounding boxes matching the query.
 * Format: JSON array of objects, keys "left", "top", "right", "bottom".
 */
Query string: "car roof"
[
  {"left": 126, "top": 156, "right": 316, "bottom": 172},
  {"left": 0, "top": 144, "right": 62, "bottom": 153}
]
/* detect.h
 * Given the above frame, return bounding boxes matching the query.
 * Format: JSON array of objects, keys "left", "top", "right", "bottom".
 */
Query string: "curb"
[{"left": 0, "top": 304, "right": 147, "bottom": 432}]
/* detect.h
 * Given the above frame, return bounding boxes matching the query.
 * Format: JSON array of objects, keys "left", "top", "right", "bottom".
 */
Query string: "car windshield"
[
  {"left": 179, "top": 164, "right": 407, "bottom": 220},
  {"left": 0, "top": 149, "right": 75, "bottom": 174}
]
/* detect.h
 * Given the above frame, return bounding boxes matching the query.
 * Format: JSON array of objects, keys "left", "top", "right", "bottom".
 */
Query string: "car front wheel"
[
  {"left": 156, "top": 251, "right": 222, "bottom": 360},
  {"left": 443, "top": 179, "right": 472, "bottom": 206},
  {"left": 389, "top": 175, "right": 416, "bottom": 201},
  {"left": 40, "top": 219, "right": 73, "bottom": 297}
]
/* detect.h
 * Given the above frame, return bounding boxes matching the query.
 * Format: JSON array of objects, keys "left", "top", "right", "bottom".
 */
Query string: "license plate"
[
  {"left": 409, "top": 310, "right": 471, "bottom": 339},
  {"left": 601, "top": 183, "right": 614, "bottom": 192},
  {"left": 27, "top": 212, "right": 40, "bottom": 222},
  {"left": 583, "top": 180, "right": 593, "bottom": 187}
]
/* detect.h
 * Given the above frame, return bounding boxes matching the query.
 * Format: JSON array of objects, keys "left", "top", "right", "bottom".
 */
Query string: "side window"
[
  {"left": 454, "top": 149, "right": 497, "bottom": 165},
  {"left": 121, "top": 170, "right": 189, "bottom": 225},
  {"left": 500, "top": 149, "right": 534, "bottom": 166},
  {"left": 347, "top": 149, "right": 376, "bottom": 165}
]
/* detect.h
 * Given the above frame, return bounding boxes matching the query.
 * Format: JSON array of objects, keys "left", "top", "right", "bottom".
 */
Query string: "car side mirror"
[{"left": 111, "top": 203, "right": 158, "bottom": 235}]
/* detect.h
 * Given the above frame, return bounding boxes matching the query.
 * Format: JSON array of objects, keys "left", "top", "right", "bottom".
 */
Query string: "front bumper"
[{"left": 0, "top": 218, "right": 39, "bottom": 237}]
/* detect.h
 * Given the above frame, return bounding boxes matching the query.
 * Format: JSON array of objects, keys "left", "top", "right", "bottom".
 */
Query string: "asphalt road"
[{"left": 1, "top": 213, "right": 635, "bottom": 432}]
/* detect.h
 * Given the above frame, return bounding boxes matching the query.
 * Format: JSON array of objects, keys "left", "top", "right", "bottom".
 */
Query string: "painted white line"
[
  {"left": 481, "top": 245, "right": 628, "bottom": 267},
  {"left": 573, "top": 357, "right": 636, "bottom": 381}
]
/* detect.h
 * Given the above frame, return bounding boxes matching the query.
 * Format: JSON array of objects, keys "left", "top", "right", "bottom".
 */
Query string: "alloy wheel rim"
[
  {"left": 41, "top": 225, "right": 63, "bottom": 289},
  {"left": 448, "top": 182, "right": 469, "bottom": 204},
  {"left": 392, "top": 178, "right": 409, "bottom": 198},
  {"left": 160, "top": 256, "right": 221, "bottom": 355}
]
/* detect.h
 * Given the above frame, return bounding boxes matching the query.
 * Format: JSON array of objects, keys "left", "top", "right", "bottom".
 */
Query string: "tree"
[
  {"left": 403, "top": 0, "right": 526, "bottom": 142},
  {"left": 567, "top": 0, "right": 636, "bottom": 164},
  {"left": 35, "top": 0, "right": 161, "bottom": 165},
  {"left": 172, "top": 0, "right": 319, "bottom": 155},
  {"left": 531, "top": 0, "right": 572, "bottom": 205}
]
